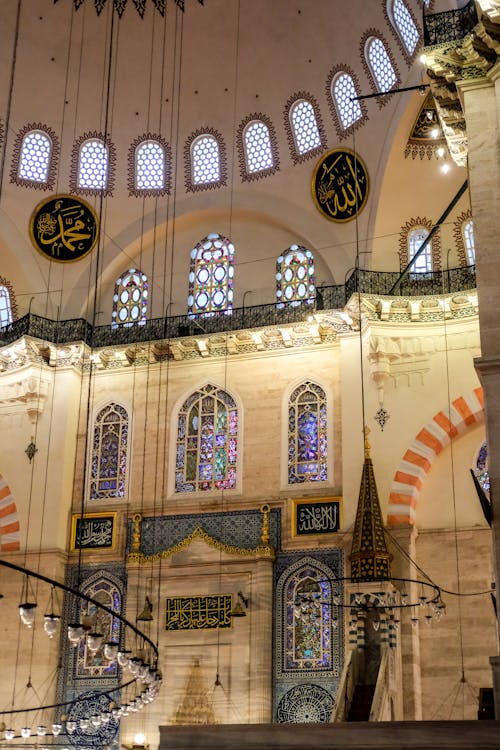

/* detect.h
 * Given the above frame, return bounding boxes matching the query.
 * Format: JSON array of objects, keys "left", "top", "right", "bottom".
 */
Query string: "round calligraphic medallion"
[
  {"left": 29, "top": 194, "right": 98, "bottom": 262},
  {"left": 312, "top": 148, "right": 369, "bottom": 223}
]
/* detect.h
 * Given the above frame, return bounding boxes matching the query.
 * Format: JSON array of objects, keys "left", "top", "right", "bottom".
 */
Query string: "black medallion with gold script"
[
  {"left": 29, "top": 194, "right": 98, "bottom": 262},
  {"left": 312, "top": 148, "right": 369, "bottom": 223}
]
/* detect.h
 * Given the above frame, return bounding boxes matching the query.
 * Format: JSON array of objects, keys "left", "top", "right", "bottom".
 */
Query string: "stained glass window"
[
  {"left": 243, "top": 120, "right": 274, "bottom": 173},
  {"left": 135, "top": 140, "right": 165, "bottom": 191},
  {"left": 188, "top": 233, "right": 234, "bottom": 317},
  {"left": 475, "top": 442, "right": 489, "bottom": 494},
  {"left": 289, "top": 100, "right": 321, "bottom": 156},
  {"left": 288, "top": 381, "right": 327, "bottom": 484},
  {"left": 192, "top": 134, "right": 221, "bottom": 185},
  {"left": 175, "top": 384, "right": 238, "bottom": 493},
  {"left": 390, "top": 0, "right": 419, "bottom": 55},
  {"left": 409, "top": 227, "right": 431, "bottom": 273},
  {"left": 0, "top": 285, "right": 13, "bottom": 327},
  {"left": 276, "top": 246, "right": 315, "bottom": 308},
  {"left": 18, "top": 130, "right": 52, "bottom": 183},
  {"left": 286, "top": 567, "right": 334, "bottom": 671},
  {"left": 76, "top": 578, "right": 121, "bottom": 678},
  {"left": 463, "top": 219, "right": 475, "bottom": 265},
  {"left": 366, "top": 37, "right": 398, "bottom": 93},
  {"left": 90, "top": 403, "right": 128, "bottom": 499},
  {"left": 332, "top": 73, "right": 363, "bottom": 130},
  {"left": 78, "top": 138, "right": 109, "bottom": 191},
  {"left": 112, "top": 268, "right": 148, "bottom": 327}
]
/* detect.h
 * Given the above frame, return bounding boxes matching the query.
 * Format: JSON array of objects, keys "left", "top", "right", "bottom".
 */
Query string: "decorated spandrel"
[
  {"left": 312, "top": 148, "right": 368, "bottom": 223},
  {"left": 29, "top": 194, "right": 98, "bottom": 262},
  {"left": 165, "top": 595, "right": 231, "bottom": 630}
]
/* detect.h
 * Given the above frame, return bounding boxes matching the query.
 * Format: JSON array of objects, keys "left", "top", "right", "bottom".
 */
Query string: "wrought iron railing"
[
  {"left": 423, "top": 0, "right": 478, "bottom": 46},
  {"left": 0, "top": 265, "right": 476, "bottom": 348}
]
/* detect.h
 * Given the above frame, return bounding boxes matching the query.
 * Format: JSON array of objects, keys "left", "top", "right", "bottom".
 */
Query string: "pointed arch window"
[
  {"left": 276, "top": 246, "right": 315, "bottom": 308},
  {"left": 475, "top": 442, "right": 489, "bottom": 494},
  {"left": 289, "top": 99, "right": 321, "bottom": 156},
  {"left": 365, "top": 36, "right": 398, "bottom": 95},
  {"left": 399, "top": 218, "right": 440, "bottom": 274},
  {"left": 175, "top": 384, "right": 238, "bottom": 493},
  {"left": 462, "top": 219, "right": 475, "bottom": 265},
  {"left": 0, "top": 285, "right": 14, "bottom": 327},
  {"left": 112, "top": 268, "right": 149, "bottom": 328},
  {"left": 188, "top": 233, "right": 234, "bottom": 317},
  {"left": 90, "top": 403, "right": 129, "bottom": 500},
  {"left": 332, "top": 73, "right": 363, "bottom": 130},
  {"left": 389, "top": 0, "right": 420, "bottom": 57},
  {"left": 288, "top": 381, "right": 328, "bottom": 484},
  {"left": 76, "top": 577, "right": 121, "bottom": 678}
]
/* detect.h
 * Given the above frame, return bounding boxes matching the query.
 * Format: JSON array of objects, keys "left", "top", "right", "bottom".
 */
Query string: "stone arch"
[
  {"left": 0, "top": 473, "right": 20, "bottom": 551},
  {"left": 387, "top": 387, "right": 484, "bottom": 525}
]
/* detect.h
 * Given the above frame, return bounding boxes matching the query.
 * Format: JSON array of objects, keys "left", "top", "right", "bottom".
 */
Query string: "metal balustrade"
[{"left": 423, "top": 0, "right": 478, "bottom": 46}]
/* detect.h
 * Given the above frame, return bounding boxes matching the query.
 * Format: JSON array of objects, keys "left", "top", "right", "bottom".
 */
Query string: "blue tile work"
[
  {"left": 273, "top": 548, "right": 344, "bottom": 723},
  {"left": 129, "top": 507, "right": 281, "bottom": 557},
  {"left": 55, "top": 563, "right": 126, "bottom": 749}
]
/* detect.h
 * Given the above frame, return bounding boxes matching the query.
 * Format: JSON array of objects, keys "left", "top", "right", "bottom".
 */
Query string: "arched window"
[
  {"left": 286, "top": 567, "right": 334, "bottom": 670},
  {"left": 363, "top": 34, "right": 399, "bottom": 103},
  {"left": 112, "top": 268, "right": 149, "bottom": 328},
  {"left": 288, "top": 381, "right": 328, "bottom": 484},
  {"left": 475, "top": 442, "right": 489, "bottom": 494},
  {"left": 331, "top": 72, "right": 363, "bottom": 130},
  {"left": 90, "top": 402, "right": 129, "bottom": 500},
  {"left": 10, "top": 124, "right": 59, "bottom": 190},
  {"left": 136, "top": 140, "right": 165, "bottom": 190},
  {"left": 288, "top": 99, "right": 322, "bottom": 158},
  {"left": 0, "top": 284, "right": 14, "bottom": 327},
  {"left": 462, "top": 219, "right": 475, "bottom": 265},
  {"left": 192, "top": 134, "right": 220, "bottom": 185},
  {"left": 71, "top": 132, "right": 115, "bottom": 195},
  {"left": 188, "top": 233, "right": 234, "bottom": 317},
  {"left": 76, "top": 576, "right": 121, "bottom": 678},
  {"left": 388, "top": 0, "right": 420, "bottom": 57},
  {"left": 408, "top": 227, "right": 431, "bottom": 273},
  {"left": 238, "top": 115, "right": 279, "bottom": 180},
  {"left": 175, "top": 383, "right": 238, "bottom": 493},
  {"left": 276, "top": 246, "right": 315, "bottom": 308}
]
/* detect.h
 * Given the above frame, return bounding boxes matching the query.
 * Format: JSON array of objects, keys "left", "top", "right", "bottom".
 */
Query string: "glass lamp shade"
[
  {"left": 134, "top": 733, "right": 146, "bottom": 745},
  {"left": 90, "top": 715, "right": 101, "bottom": 728},
  {"left": 4, "top": 729, "right": 15, "bottom": 740},
  {"left": 111, "top": 708, "right": 120, "bottom": 720},
  {"left": 117, "top": 650, "right": 131, "bottom": 667},
  {"left": 67, "top": 624, "right": 84, "bottom": 645},
  {"left": 104, "top": 641, "right": 119, "bottom": 662},
  {"left": 86, "top": 632, "right": 104, "bottom": 653},
  {"left": 51, "top": 724, "right": 62, "bottom": 736},
  {"left": 138, "top": 662, "right": 149, "bottom": 680},
  {"left": 19, "top": 602, "right": 37, "bottom": 627},
  {"left": 37, "top": 725, "right": 47, "bottom": 736},
  {"left": 20, "top": 728, "right": 31, "bottom": 739},
  {"left": 44, "top": 614, "right": 60, "bottom": 638},
  {"left": 65, "top": 721, "right": 76, "bottom": 734},
  {"left": 120, "top": 704, "right": 130, "bottom": 717},
  {"left": 128, "top": 657, "right": 142, "bottom": 675},
  {"left": 79, "top": 719, "right": 90, "bottom": 731},
  {"left": 100, "top": 712, "right": 111, "bottom": 725}
]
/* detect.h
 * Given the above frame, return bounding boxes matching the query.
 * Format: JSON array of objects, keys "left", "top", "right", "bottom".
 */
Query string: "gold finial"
[
  {"left": 363, "top": 426, "right": 371, "bottom": 458},
  {"left": 260, "top": 504, "right": 270, "bottom": 545},
  {"left": 132, "top": 512, "right": 142, "bottom": 553}
]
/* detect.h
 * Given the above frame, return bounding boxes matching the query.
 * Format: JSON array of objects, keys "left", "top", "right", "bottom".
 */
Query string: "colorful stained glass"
[
  {"left": 175, "top": 384, "right": 238, "bottom": 493},
  {"left": 288, "top": 381, "right": 327, "bottom": 484},
  {"left": 112, "top": 268, "right": 148, "bottom": 327},
  {"left": 90, "top": 403, "right": 128, "bottom": 499},
  {"left": 187, "top": 233, "right": 234, "bottom": 317},
  {"left": 475, "top": 441, "right": 490, "bottom": 493},
  {"left": 76, "top": 578, "right": 121, "bottom": 678},
  {"left": 285, "top": 567, "right": 335, "bottom": 671},
  {"left": 276, "top": 246, "right": 315, "bottom": 308}
]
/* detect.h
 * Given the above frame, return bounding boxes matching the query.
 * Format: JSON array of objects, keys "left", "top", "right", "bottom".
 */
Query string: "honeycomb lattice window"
[
  {"left": 78, "top": 138, "right": 109, "bottom": 190},
  {"left": 409, "top": 227, "right": 431, "bottom": 273},
  {"left": 391, "top": 0, "right": 419, "bottom": 55},
  {"left": 463, "top": 219, "right": 475, "bottom": 265},
  {"left": 332, "top": 73, "right": 363, "bottom": 129},
  {"left": 192, "top": 134, "right": 221, "bottom": 185},
  {"left": 112, "top": 268, "right": 149, "bottom": 328},
  {"left": 243, "top": 120, "right": 274, "bottom": 173},
  {"left": 18, "top": 131, "right": 52, "bottom": 183},
  {"left": 135, "top": 140, "right": 165, "bottom": 191},
  {"left": 0, "top": 286, "right": 13, "bottom": 327},
  {"left": 289, "top": 100, "right": 321, "bottom": 156},
  {"left": 367, "top": 37, "right": 398, "bottom": 93}
]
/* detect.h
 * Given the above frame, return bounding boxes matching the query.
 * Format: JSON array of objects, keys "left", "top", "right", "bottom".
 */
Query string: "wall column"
[{"left": 248, "top": 555, "right": 274, "bottom": 722}]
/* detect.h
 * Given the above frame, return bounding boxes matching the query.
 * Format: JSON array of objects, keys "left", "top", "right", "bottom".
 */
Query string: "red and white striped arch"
[
  {"left": 0, "top": 473, "right": 20, "bottom": 551},
  {"left": 387, "top": 387, "right": 485, "bottom": 526}
]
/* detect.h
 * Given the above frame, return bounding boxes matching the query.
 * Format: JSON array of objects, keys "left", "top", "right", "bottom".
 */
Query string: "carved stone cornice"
[{"left": 0, "top": 374, "right": 50, "bottom": 422}]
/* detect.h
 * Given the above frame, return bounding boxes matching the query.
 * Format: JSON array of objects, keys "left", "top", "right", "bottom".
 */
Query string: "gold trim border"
[
  {"left": 291, "top": 496, "right": 343, "bottom": 538},
  {"left": 311, "top": 148, "right": 369, "bottom": 224},
  {"left": 29, "top": 193, "right": 99, "bottom": 264},
  {"left": 127, "top": 525, "right": 275, "bottom": 564},
  {"left": 70, "top": 511, "right": 117, "bottom": 552}
]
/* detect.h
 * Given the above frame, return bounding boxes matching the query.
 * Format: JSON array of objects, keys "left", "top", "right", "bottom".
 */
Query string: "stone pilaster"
[{"left": 248, "top": 556, "right": 274, "bottom": 722}]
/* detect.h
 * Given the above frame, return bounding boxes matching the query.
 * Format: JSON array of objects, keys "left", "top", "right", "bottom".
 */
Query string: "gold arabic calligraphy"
[
  {"left": 165, "top": 595, "right": 231, "bottom": 631},
  {"left": 313, "top": 149, "right": 368, "bottom": 223},
  {"left": 30, "top": 195, "right": 98, "bottom": 262}
]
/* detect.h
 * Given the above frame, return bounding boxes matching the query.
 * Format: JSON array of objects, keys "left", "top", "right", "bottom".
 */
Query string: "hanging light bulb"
[
  {"left": 51, "top": 723, "right": 62, "bottom": 736},
  {"left": 65, "top": 721, "right": 76, "bottom": 734},
  {"left": 20, "top": 728, "right": 31, "bottom": 739},
  {"left": 104, "top": 641, "right": 119, "bottom": 662},
  {"left": 90, "top": 715, "right": 101, "bottom": 728},
  {"left": 19, "top": 602, "right": 37, "bottom": 627},
  {"left": 67, "top": 623, "right": 84, "bottom": 646},
  {"left": 86, "top": 632, "right": 104, "bottom": 653},
  {"left": 44, "top": 614, "right": 60, "bottom": 638},
  {"left": 117, "top": 650, "right": 132, "bottom": 667},
  {"left": 425, "top": 614, "right": 433, "bottom": 626},
  {"left": 37, "top": 725, "right": 47, "bottom": 736},
  {"left": 4, "top": 729, "right": 15, "bottom": 740},
  {"left": 128, "top": 657, "right": 142, "bottom": 675}
]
